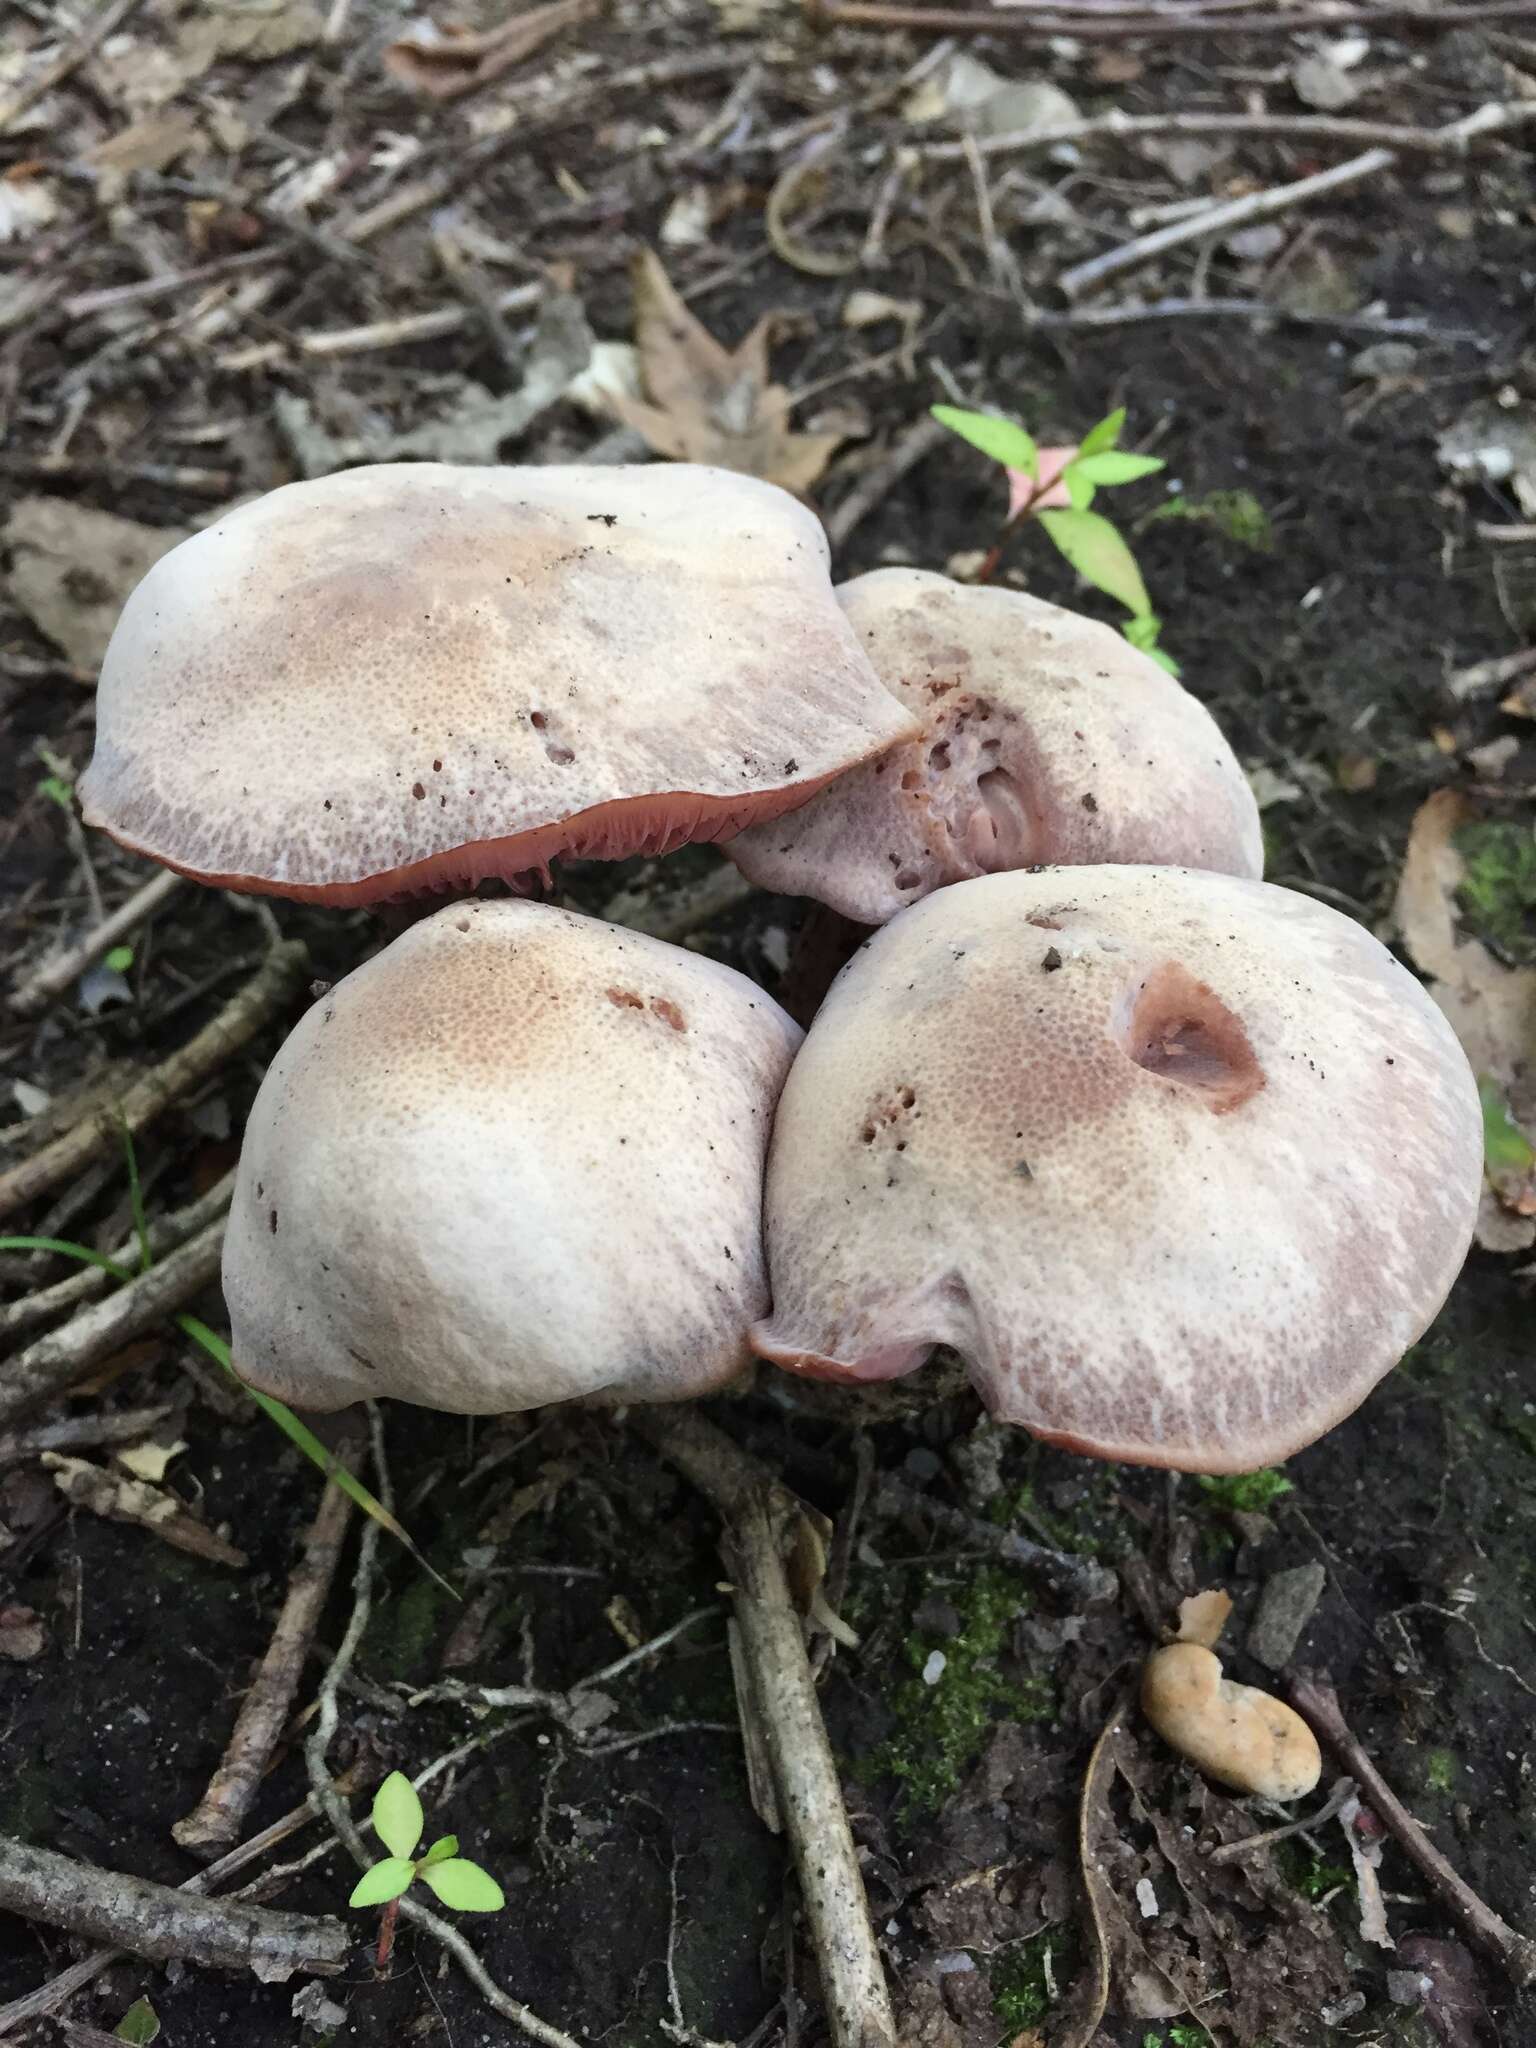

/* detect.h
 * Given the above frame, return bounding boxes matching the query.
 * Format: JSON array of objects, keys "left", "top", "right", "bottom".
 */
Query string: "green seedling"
[
  {"left": 114, "top": 1996, "right": 160, "bottom": 2043},
  {"left": 104, "top": 945, "right": 135, "bottom": 974},
  {"left": 1195, "top": 1466, "right": 1294, "bottom": 1514},
  {"left": 351, "top": 1772, "right": 504, "bottom": 1967},
  {"left": 931, "top": 402, "right": 1179, "bottom": 673}
]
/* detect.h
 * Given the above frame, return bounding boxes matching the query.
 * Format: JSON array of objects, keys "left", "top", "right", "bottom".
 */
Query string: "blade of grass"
[
  {"left": 0, "top": 1233, "right": 450, "bottom": 1596},
  {"left": 119, "top": 1121, "right": 152, "bottom": 1276}
]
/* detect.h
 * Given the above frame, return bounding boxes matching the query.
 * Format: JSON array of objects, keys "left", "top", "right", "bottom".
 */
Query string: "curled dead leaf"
[
  {"left": 766, "top": 155, "right": 861, "bottom": 278},
  {"left": 604, "top": 249, "right": 845, "bottom": 495},
  {"left": 3, "top": 497, "right": 189, "bottom": 676}
]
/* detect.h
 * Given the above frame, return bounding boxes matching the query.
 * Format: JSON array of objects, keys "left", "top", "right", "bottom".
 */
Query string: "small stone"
[
  {"left": 922, "top": 1649, "right": 947, "bottom": 1685},
  {"left": 1246, "top": 1561, "right": 1327, "bottom": 1670},
  {"left": 1386, "top": 1969, "right": 1428, "bottom": 2006}
]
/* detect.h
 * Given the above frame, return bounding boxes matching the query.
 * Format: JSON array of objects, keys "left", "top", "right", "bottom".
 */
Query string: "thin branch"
[
  {"left": 0, "top": 1405, "right": 175, "bottom": 1466},
  {"left": 0, "top": 941, "right": 308, "bottom": 1224},
  {"left": 1058, "top": 102, "right": 1525, "bottom": 300},
  {"left": 0, "top": 1216, "right": 225, "bottom": 1427},
  {"left": 878, "top": 1474, "right": 1117, "bottom": 1604},
  {"left": 175, "top": 1452, "right": 360, "bottom": 1858},
  {"left": 10, "top": 869, "right": 185, "bottom": 1017},
  {"left": 305, "top": 1411, "right": 581, "bottom": 2048},
  {"left": 1018, "top": 297, "right": 1484, "bottom": 339},
  {"left": 808, "top": 0, "right": 1536, "bottom": 37},
  {"left": 0, "top": 1169, "right": 235, "bottom": 1343},
  {"left": 0, "top": 0, "right": 146, "bottom": 135},
  {"left": 629, "top": 1407, "right": 898, "bottom": 2048},
  {"left": 0, "top": 1839, "right": 348, "bottom": 1978},
  {"left": 1288, "top": 1670, "right": 1536, "bottom": 1985},
  {"left": 826, "top": 417, "right": 950, "bottom": 551},
  {"left": 921, "top": 102, "right": 1536, "bottom": 163}
]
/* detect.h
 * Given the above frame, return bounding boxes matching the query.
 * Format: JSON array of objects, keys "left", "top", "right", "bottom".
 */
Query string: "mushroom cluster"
[{"left": 82, "top": 459, "right": 1480, "bottom": 1463}]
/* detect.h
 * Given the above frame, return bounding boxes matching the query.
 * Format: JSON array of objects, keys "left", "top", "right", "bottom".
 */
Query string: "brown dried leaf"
[
  {"left": 89, "top": 110, "right": 203, "bottom": 179},
  {"left": 1174, "top": 1588, "right": 1232, "bottom": 1648},
  {"left": 3, "top": 497, "right": 188, "bottom": 676},
  {"left": 606, "top": 249, "right": 844, "bottom": 495},
  {"left": 43, "top": 1455, "right": 247, "bottom": 1566},
  {"left": 383, "top": 0, "right": 598, "bottom": 102}
]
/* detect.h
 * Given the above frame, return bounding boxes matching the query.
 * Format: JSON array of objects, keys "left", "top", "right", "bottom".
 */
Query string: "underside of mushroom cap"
[
  {"left": 727, "top": 570, "right": 1263, "bottom": 924},
  {"left": 223, "top": 900, "right": 802, "bottom": 1414},
  {"left": 80, "top": 463, "right": 917, "bottom": 904},
  {"left": 753, "top": 866, "right": 1481, "bottom": 1470}
]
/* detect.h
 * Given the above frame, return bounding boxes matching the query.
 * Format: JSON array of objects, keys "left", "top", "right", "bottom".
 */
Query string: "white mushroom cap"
[
  {"left": 223, "top": 900, "right": 802, "bottom": 1413},
  {"left": 728, "top": 570, "right": 1263, "bottom": 923},
  {"left": 80, "top": 463, "right": 917, "bottom": 906},
  {"left": 753, "top": 866, "right": 1481, "bottom": 1471}
]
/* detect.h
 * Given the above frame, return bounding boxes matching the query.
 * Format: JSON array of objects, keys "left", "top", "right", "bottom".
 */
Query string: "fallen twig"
[
  {"left": 630, "top": 1406, "right": 898, "bottom": 2048},
  {"left": 826, "top": 416, "right": 949, "bottom": 551},
  {"left": 0, "top": 1838, "right": 348, "bottom": 1979},
  {"left": 0, "top": 941, "right": 308, "bottom": 1224},
  {"left": 306, "top": 1410, "right": 582, "bottom": 2048},
  {"left": 922, "top": 102, "right": 1536, "bottom": 163},
  {"left": 878, "top": 1474, "right": 1118, "bottom": 1605},
  {"left": 1207, "top": 1775, "right": 1356, "bottom": 1863},
  {"left": 1018, "top": 298, "right": 1483, "bottom": 339},
  {"left": 808, "top": 0, "right": 1536, "bottom": 36},
  {"left": 1058, "top": 102, "right": 1525, "bottom": 300},
  {"left": 9, "top": 869, "right": 185, "bottom": 1017},
  {"left": 0, "top": 0, "right": 145, "bottom": 135},
  {"left": 0, "top": 1169, "right": 235, "bottom": 1344},
  {"left": 1060, "top": 147, "right": 1394, "bottom": 301},
  {"left": 63, "top": 252, "right": 283, "bottom": 322},
  {"left": 336, "top": 51, "right": 744, "bottom": 245},
  {"left": 0, "top": 1215, "right": 226, "bottom": 1428},
  {"left": 1446, "top": 644, "right": 1536, "bottom": 702},
  {"left": 1288, "top": 1670, "right": 1536, "bottom": 1985},
  {"left": 175, "top": 1452, "right": 360, "bottom": 1858},
  {"left": 0, "top": 1404, "right": 174, "bottom": 1466}
]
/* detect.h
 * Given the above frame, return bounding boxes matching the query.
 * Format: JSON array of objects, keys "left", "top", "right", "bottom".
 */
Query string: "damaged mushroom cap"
[
  {"left": 752, "top": 865, "right": 1481, "bottom": 1471},
  {"left": 223, "top": 899, "right": 802, "bottom": 1413},
  {"left": 79, "top": 463, "right": 917, "bottom": 906},
  {"left": 1141, "top": 1644, "right": 1321, "bottom": 1801},
  {"left": 727, "top": 569, "right": 1263, "bottom": 924}
]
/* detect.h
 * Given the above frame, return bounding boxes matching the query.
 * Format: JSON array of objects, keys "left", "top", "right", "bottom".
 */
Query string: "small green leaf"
[
  {"left": 1037, "top": 509, "right": 1152, "bottom": 618},
  {"left": 930, "top": 405, "right": 1037, "bottom": 479},
  {"left": 104, "top": 945, "right": 135, "bottom": 974},
  {"left": 114, "top": 1996, "right": 161, "bottom": 2044},
  {"left": 1480, "top": 1077, "right": 1536, "bottom": 1175},
  {"left": 419, "top": 1857, "right": 506, "bottom": 1913},
  {"left": 1063, "top": 468, "right": 1097, "bottom": 512},
  {"left": 421, "top": 1834, "right": 459, "bottom": 1866},
  {"left": 349, "top": 1857, "right": 416, "bottom": 1908},
  {"left": 1069, "top": 451, "right": 1165, "bottom": 486},
  {"left": 37, "top": 775, "right": 74, "bottom": 811},
  {"left": 1076, "top": 407, "right": 1126, "bottom": 457},
  {"left": 1143, "top": 644, "right": 1182, "bottom": 676},
  {"left": 373, "top": 1772, "right": 424, "bottom": 1861}
]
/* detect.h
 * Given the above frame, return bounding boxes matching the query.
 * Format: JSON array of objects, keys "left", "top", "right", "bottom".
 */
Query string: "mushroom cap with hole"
[
  {"left": 79, "top": 463, "right": 917, "bottom": 906},
  {"left": 223, "top": 899, "right": 802, "bottom": 1413},
  {"left": 752, "top": 865, "right": 1480, "bottom": 1471},
  {"left": 726, "top": 569, "right": 1263, "bottom": 924}
]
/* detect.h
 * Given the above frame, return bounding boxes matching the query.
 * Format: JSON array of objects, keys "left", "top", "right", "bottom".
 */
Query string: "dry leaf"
[
  {"left": 176, "top": 0, "right": 324, "bottom": 73},
  {"left": 1174, "top": 1587, "right": 1233, "bottom": 1648},
  {"left": 115, "top": 1437, "right": 188, "bottom": 1484},
  {"left": 43, "top": 1455, "right": 247, "bottom": 1566},
  {"left": 1394, "top": 789, "right": 1536, "bottom": 1245},
  {"left": 605, "top": 249, "right": 844, "bottom": 495},
  {"left": 3, "top": 497, "right": 189, "bottom": 675},
  {"left": 89, "top": 110, "right": 203, "bottom": 180},
  {"left": 383, "top": 0, "right": 596, "bottom": 101}
]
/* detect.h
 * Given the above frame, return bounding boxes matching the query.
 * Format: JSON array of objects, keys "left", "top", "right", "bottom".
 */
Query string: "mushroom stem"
[{"left": 628, "top": 1407, "right": 897, "bottom": 2048}]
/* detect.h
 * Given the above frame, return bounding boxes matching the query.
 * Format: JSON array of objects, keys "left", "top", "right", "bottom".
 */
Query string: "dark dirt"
[{"left": 3, "top": 2, "right": 1536, "bottom": 2044}]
